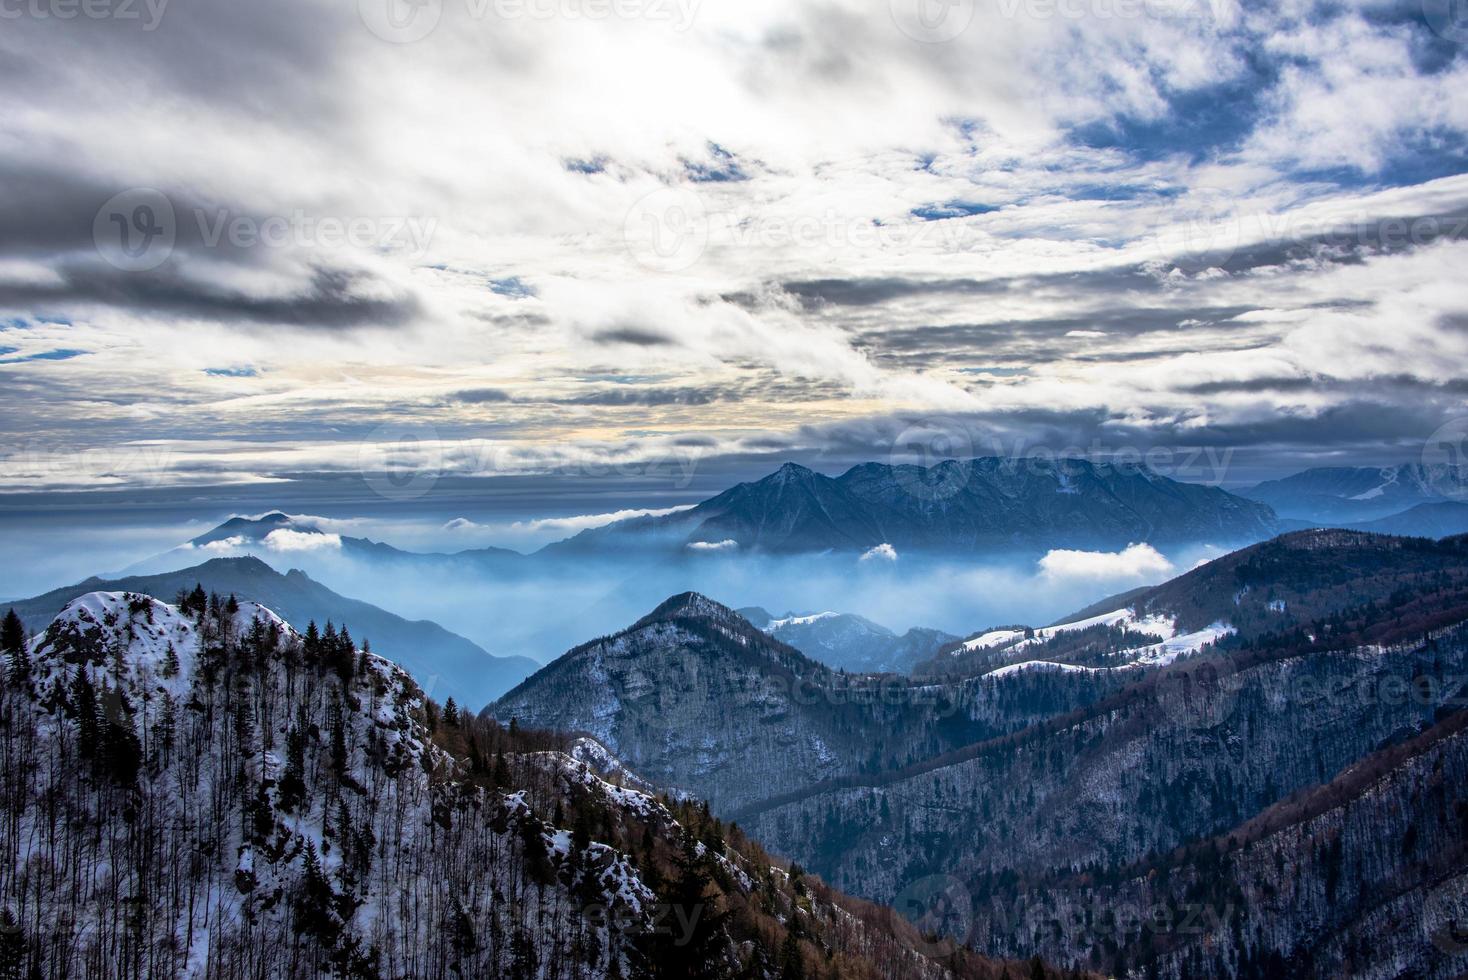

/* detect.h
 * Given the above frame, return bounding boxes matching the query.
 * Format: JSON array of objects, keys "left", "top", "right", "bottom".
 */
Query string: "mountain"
[
  {"left": 733, "top": 533, "right": 1468, "bottom": 976},
  {"left": 917, "top": 529, "right": 1468, "bottom": 679},
  {"left": 973, "top": 707, "right": 1468, "bottom": 978},
  {"left": 544, "top": 458, "right": 1281, "bottom": 556},
  {"left": 128, "top": 511, "right": 525, "bottom": 577},
  {"left": 0, "top": 590, "right": 1060, "bottom": 979},
  {"left": 1241, "top": 463, "right": 1468, "bottom": 523},
  {"left": 490, "top": 530, "right": 1468, "bottom": 976},
  {"left": 739, "top": 607, "right": 958, "bottom": 674},
  {"left": 5, "top": 555, "right": 537, "bottom": 709},
  {"left": 489, "top": 593, "right": 1137, "bottom": 811},
  {"left": 1349, "top": 500, "right": 1468, "bottom": 538}
]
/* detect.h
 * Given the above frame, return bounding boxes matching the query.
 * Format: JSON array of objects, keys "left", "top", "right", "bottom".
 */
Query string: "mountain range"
[
  {"left": 545, "top": 458, "right": 1282, "bottom": 556},
  {"left": 1241, "top": 462, "right": 1468, "bottom": 524},
  {"left": 489, "top": 529, "right": 1468, "bottom": 976},
  {"left": 5, "top": 555, "right": 538, "bottom": 708},
  {"left": 0, "top": 589, "right": 1056, "bottom": 979},
  {"left": 738, "top": 607, "right": 958, "bottom": 674}
]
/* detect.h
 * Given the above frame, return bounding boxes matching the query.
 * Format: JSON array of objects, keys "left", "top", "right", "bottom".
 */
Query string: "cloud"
[
  {"left": 1037, "top": 543, "right": 1173, "bottom": 584},
  {"left": 262, "top": 528, "right": 342, "bottom": 552},
  {"left": 859, "top": 543, "right": 899, "bottom": 563},
  {"left": 509, "top": 506, "right": 694, "bottom": 536},
  {"left": 687, "top": 539, "right": 739, "bottom": 552},
  {"left": 199, "top": 535, "right": 247, "bottom": 553},
  {"left": 0, "top": 0, "right": 1465, "bottom": 493}
]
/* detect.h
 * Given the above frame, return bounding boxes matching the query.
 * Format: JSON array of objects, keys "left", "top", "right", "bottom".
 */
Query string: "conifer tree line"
[{"left": 0, "top": 590, "right": 1072, "bottom": 980}]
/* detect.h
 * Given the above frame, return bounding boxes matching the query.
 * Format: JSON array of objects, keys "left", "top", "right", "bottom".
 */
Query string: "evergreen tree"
[
  {"left": 0, "top": 609, "right": 23, "bottom": 655},
  {"left": 69, "top": 669, "right": 100, "bottom": 760},
  {"left": 280, "top": 719, "right": 307, "bottom": 812},
  {"left": 0, "top": 907, "right": 23, "bottom": 980},
  {"left": 646, "top": 831, "right": 729, "bottom": 979}
]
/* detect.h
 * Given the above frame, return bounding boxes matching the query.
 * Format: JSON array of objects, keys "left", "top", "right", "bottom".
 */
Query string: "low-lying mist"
[{"left": 192, "top": 542, "right": 1224, "bottom": 667}]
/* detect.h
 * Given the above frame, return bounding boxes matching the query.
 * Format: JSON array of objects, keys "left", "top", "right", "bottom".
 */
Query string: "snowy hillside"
[{"left": 0, "top": 589, "right": 1053, "bottom": 980}]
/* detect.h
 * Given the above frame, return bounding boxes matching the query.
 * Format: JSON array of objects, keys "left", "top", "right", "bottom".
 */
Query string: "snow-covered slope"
[{"left": 0, "top": 589, "right": 1044, "bottom": 980}]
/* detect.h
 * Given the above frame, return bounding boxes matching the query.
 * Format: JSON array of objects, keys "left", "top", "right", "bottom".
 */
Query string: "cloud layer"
[{"left": 0, "top": 0, "right": 1465, "bottom": 494}]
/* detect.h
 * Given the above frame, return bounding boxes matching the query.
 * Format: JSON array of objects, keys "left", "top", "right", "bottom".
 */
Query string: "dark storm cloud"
[
  {"left": 0, "top": 263, "right": 420, "bottom": 329},
  {"left": 591, "top": 328, "right": 677, "bottom": 347},
  {"left": 452, "top": 388, "right": 514, "bottom": 404}
]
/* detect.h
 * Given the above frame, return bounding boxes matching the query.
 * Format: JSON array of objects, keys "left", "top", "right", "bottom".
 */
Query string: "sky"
[{"left": 3, "top": 0, "right": 1468, "bottom": 545}]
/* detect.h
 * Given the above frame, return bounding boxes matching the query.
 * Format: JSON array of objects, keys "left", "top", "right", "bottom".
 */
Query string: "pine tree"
[
  {"left": 646, "top": 831, "right": 729, "bottom": 979},
  {"left": 70, "top": 669, "right": 100, "bottom": 760},
  {"left": 0, "top": 907, "right": 23, "bottom": 980},
  {"left": 0, "top": 610, "right": 23, "bottom": 655},
  {"left": 280, "top": 720, "right": 307, "bottom": 812},
  {"left": 778, "top": 929, "right": 805, "bottom": 980}
]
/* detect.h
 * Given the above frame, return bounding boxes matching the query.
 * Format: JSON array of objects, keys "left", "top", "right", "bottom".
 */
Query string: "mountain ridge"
[
  {"left": 543, "top": 457, "right": 1282, "bottom": 556},
  {"left": 5, "top": 555, "right": 537, "bottom": 709}
]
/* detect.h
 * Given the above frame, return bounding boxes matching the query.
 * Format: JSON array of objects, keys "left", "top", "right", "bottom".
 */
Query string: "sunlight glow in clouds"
[{"left": 0, "top": 0, "right": 1465, "bottom": 492}]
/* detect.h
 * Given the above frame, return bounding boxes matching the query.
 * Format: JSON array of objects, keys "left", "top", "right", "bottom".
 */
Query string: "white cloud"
[
  {"left": 262, "top": 529, "right": 343, "bottom": 553},
  {"left": 859, "top": 543, "right": 899, "bottom": 563},
  {"left": 199, "top": 536, "right": 248, "bottom": 553},
  {"left": 1037, "top": 543, "right": 1173, "bottom": 583},
  {"left": 508, "top": 506, "right": 694, "bottom": 535},
  {"left": 687, "top": 539, "right": 739, "bottom": 552}
]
